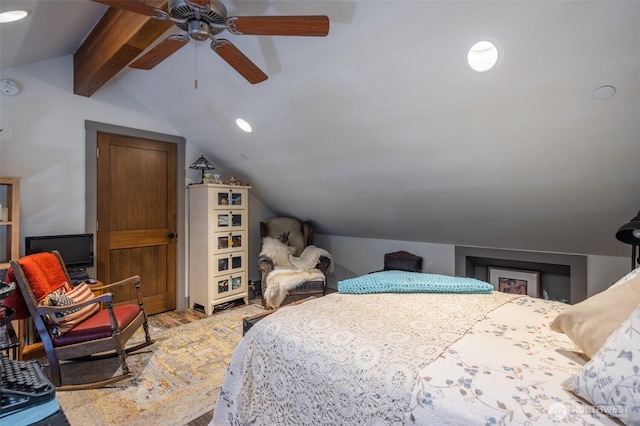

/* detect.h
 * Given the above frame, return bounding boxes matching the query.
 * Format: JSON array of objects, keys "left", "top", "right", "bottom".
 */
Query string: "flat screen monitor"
[{"left": 25, "top": 233, "right": 94, "bottom": 271}]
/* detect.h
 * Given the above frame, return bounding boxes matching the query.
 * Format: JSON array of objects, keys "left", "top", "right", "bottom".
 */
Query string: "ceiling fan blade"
[
  {"left": 130, "top": 35, "right": 189, "bottom": 70},
  {"left": 212, "top": 40, "right": 268, "bottom": 84},
  {"left": 91, "top": 0, "right": 168, "bottom": 19},
  {"left": 227, "top": 16, "right": 330, "bottom": 37}
]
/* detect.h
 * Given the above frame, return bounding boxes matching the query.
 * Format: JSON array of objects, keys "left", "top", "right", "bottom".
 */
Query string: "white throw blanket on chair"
[
  {"left": 263, "top": 269, "right": 326, "bottom": 309},
  {"left": 288, "top": 245, "right": 333, "bottom": 272},
  {"left": 261, "top": 241, "right": 333, "bottom": 308}
]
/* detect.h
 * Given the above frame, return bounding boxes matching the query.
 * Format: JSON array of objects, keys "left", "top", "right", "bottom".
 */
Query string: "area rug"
[{"left": 56, "top": 304, "right": 264, "bottom": 425}]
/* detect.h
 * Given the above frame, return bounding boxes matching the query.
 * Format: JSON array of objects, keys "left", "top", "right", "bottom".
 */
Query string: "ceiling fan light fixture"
[
  {"left": 188, "top": 20, "right": 211, "bottom": 41},
  {"left": 236, "top": 118, "right": 252, "bottom": 133},
  {"left": 467, "top": 40, "right": 499, "bottom": 72},
  {"left": 0, "top": 9, "right": 30, "bottom": 23}
]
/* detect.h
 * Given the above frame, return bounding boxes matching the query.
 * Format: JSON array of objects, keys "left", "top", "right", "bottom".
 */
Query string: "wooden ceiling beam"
[{"left": 73, "top": 1, "right": 171, "bottom": 97}]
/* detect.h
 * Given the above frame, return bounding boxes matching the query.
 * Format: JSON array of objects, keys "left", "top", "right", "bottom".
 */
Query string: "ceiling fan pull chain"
[{"left": 194, "top": 43, "right": 199, "bottom": 90}]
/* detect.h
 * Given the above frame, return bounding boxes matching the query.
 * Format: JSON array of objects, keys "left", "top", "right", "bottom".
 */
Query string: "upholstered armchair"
[{"left": 258, "top": 217, "right": 332, "bottom": 308}]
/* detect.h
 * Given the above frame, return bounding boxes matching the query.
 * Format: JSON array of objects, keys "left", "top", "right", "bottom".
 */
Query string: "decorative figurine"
[{"left": 202, "top": 173, "right": 214, "bottom": 184}]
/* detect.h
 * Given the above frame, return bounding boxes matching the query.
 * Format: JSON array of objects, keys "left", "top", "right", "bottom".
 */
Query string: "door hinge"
[
  {"left": 96, "top": 147, "right": 99, "bottom": 158},
  {"left": 96, "top": 221, "right": 99, "bottom": 232}
]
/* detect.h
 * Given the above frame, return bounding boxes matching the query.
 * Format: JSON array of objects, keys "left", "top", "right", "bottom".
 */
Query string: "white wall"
[
  {"left": 0, "top": 56, "right": 201, "bottom": 308},
  {"left": 315, "top": 234, "right": 455, "bottom": 288},
  {"left": 248, "top": 194, "right": 275, "bottom": 282},
  {"left": 316, "top": 234, "right": 631, "bottom": 298},
  {"left": 0, "top": 57, "right": 277, "bottom": 308},
  {"left": 0, "top": 56, "right": 183, "bottom": 244},
  {"left": 587, "top": 255, "right": 631, "bottom": 295},
  {"left": 1, "top": 56, "right": 631, "bottom": 308}
]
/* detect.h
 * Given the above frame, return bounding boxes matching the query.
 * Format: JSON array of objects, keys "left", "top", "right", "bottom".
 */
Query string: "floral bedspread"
[
  {"left": 212, "top": 293, "right": 619, "bottom": 425},
  {"left": 404, "top": 297, "right": 620, "bottom": 425}
]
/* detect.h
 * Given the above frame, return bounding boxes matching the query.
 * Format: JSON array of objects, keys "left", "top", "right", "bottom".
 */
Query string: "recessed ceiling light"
[
  {"left": 592, "top": 85, "right": 615, "bottom": 100},
  {"left": 236, "top": 118, "right": 252, "bottom": 133},
  {"left": 467, "top": 40, "right": 499, "bottom": 72},
  {"left": 0, "top": 10, "right": 30, "bottom": 23}
]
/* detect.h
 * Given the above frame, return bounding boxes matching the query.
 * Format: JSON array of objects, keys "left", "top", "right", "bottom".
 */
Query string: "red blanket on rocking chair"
[{"left": 3, "top": 253, "right": 71, "bottom": 320}]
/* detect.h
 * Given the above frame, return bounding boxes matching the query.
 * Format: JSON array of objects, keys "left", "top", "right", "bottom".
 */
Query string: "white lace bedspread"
[
  {"left": 213, "top": 291, "right": 518, "bottom": 425},
  {"left": 212, "top": 293, "right": 619, "bottom": 425}
]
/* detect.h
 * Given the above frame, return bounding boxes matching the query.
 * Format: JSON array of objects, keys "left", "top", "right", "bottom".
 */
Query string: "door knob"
[{"left": 168, "top": 232, "right": 176, "bottom": 239}]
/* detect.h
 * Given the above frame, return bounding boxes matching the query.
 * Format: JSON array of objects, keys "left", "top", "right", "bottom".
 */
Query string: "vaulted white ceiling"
[{"left": 2, "top": 0, "right": 639, "bottom": 257}]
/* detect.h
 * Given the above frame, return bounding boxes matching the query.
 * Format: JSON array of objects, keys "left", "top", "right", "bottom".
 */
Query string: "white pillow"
[
  {"left": 609, "top": 265, "right": 640, "bottom": 289},
  {"left": 563, "top": 303, "right": 640, "bottom": 425},
  {"left": 550, "top": 276, "right": 640, "bottom": 358}
]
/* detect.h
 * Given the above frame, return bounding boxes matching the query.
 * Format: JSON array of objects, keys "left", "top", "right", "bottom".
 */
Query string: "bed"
[{"left": 212, "top": 269, "right": 640, "bottom": 425}]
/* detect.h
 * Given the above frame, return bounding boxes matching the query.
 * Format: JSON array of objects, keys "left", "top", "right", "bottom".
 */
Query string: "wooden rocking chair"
[{"left": 7, "top": 250, "right": 154, "bottom": 391}]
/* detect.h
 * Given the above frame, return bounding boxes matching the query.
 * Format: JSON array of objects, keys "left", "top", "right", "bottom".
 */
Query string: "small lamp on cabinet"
[
  {"left": 189, "top": 155, "right": 216, "bottom": 184},
  {"left": 615, "top": 210, "right": 640, "bottom": 270}
]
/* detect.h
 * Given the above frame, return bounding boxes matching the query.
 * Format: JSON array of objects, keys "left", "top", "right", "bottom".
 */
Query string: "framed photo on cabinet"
[{"left": 488, "top": 267, "right": 539, "bottom": 298}]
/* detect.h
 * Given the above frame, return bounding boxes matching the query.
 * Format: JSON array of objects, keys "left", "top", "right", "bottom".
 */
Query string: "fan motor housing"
[{"left": 169, "top": 0, "right": 227, "bottom": 39}]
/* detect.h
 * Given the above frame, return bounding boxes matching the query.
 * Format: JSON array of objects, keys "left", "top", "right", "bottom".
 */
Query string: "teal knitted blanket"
[{"left": 337, "top": 270, "right": 493, "bottom": 294}]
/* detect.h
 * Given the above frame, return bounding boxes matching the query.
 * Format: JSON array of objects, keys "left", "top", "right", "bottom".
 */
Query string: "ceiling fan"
[{"left": 92, "top": 0, "right": 330, "bottom": 84}]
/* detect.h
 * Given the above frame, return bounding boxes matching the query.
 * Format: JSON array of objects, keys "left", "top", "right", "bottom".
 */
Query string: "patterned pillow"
[
  {"left": 44, "top": 283, "right": 100, "bottom": 336},
  {"left": 47, "top": 292, "right": 76, "bottom": 309},
  {"left": 562, "top": 303, "right": 640, "bottom": 425}
]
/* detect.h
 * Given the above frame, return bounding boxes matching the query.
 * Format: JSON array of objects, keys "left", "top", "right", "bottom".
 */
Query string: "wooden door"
[{"left": 96, "top": 132, "right": 177, "bottom": 314}]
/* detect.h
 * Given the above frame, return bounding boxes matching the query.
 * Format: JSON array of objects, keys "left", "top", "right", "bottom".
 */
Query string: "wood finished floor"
[{"left": 148, "top": 299, "right": 261, "bottom": 426}]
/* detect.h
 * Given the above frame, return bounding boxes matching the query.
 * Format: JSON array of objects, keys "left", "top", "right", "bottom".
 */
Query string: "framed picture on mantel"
[{"left": 488, "top": 267, "right": 540, "bottom": 298}]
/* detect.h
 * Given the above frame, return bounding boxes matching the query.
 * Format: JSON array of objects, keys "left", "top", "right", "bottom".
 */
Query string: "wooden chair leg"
[
  {"left": 48, "top": 359, "right": 63, "bottom": 388},
  {"left": 139, "top": 299, "right": 153, "bottom": 344},
  {"left": 41, "top": 339, "right": 63, "bottom": 388},
  {"left": 142, "top": 317, "right": 152, "bottom": 344},
  {"left": 113, "top": 333, "right": 129, "bottom": 376}
]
